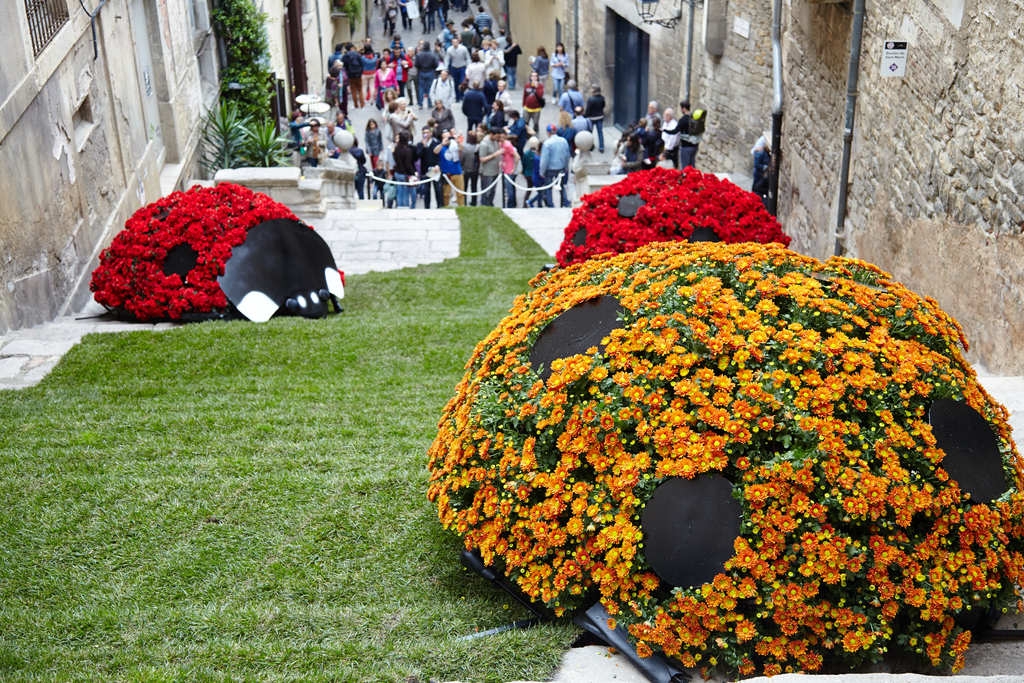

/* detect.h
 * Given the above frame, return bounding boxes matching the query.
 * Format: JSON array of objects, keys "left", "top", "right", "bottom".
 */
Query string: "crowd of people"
[
  {"left": 284, "top": 3, "right": 726, "bottom": 208},
  {"left": 608, "top": 99, "right": 705, "bottom": 175}
]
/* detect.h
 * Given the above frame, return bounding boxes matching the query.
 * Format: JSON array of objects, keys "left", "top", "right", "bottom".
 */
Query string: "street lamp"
[{"left": 635, "top": 0, "right": 682, "bottom": 28}]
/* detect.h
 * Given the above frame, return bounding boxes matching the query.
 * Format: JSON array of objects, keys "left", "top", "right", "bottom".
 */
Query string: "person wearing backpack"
[{"left": 678, "top": 99, "right": 706, "bottom": 169}]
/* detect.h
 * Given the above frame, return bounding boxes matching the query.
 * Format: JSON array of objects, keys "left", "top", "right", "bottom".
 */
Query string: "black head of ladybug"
[{"left": 218, "top": 218, "right": 345, "bottom": 322}]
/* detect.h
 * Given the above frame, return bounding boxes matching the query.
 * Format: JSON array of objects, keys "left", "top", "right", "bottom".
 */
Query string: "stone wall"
[
  {"left": 567, "top": 0, "right": 776, "bottom": 179},
  {"left": 690, "top": 0, "right": 776, "bottom": 181},
  {"left": 772, "top": 0, "right": 1024, "bottom": 372},
  {"left": 566, "top": 0, "right": 1024, "bottom": 373},
  {"left": 0, "top": 0, "right": 208, "bottom": 335}
]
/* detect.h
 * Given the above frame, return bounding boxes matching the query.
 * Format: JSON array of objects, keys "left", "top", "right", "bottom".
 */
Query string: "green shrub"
[
  {"left": 212, "top": 0, "right": 274, "bottom": 122},
  {"left": 200, "top": 101, "right": 248, "bottom": 175}
]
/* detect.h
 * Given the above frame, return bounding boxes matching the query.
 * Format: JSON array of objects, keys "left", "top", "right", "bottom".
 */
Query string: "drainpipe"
[
  {"left": 573, "top": 0, "right": 580, "bottom": 84},
  {"left": 78, "top": 0, "right": 109, "bottom": 61},
  {"left": 767, "top": 0, "right": 783, "bottom": 216},
  {"left": 834, "top": 0, "right": 866, "bottom": 255},
  {"left": 315, "top": 0, "right": 325, "bottom": 83},
  {"left": 683, "top": 0, "right": 695, "bottom": 102}
]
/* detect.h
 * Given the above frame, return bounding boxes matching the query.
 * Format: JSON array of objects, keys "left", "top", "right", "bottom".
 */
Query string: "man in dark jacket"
[
  {"left": 415, "top": 126, "right": 444, "bottom": 208},
  {"left": 583, "top": 84, "right": 606, "bottom": 153},
  {"left": 461, "top": 80, "right": 488, "bottom": 132},
  {"left": 413, "top": 41, "right": 440, "bottom": 109},
  {"left": 341, "top": 43, "right": 366, "bottom": 109}
]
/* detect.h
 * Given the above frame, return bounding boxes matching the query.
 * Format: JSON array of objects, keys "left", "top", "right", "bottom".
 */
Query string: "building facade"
[
  {"left": 1, "top": 0, "right": 216, "bottom": 334},
  {"left": 548, "top": 0, "right": 1024, "bottom": 373}
]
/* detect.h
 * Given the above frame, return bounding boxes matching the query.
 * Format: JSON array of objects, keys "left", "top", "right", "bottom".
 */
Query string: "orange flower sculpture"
[{"left": 427, "top": 240, "right": 1024, "bottom": 677}]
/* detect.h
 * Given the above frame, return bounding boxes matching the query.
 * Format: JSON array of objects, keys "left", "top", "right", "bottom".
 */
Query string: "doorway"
[{"left": 612, "top": 13, "right": 649, "bottom": 128}]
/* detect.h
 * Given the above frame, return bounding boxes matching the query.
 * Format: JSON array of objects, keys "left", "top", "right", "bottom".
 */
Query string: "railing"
[{"left": 25, "top": 0, "right": 69, "bottom": 56}]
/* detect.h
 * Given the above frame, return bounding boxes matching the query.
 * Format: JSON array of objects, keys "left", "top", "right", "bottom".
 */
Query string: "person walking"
[
  {"left": 460, "top": 130, "right": 480, "bottom": 206},
  {"left": 539, "top": 124, "right": 570, "bottom": 207},
  {"left": 464, "top": 50, "right": 487, "bottom": 92},
  {"left": 429, "top": 69, "right": 457, "bottom": 109},
  {"left": 397, "top": 47, "right": 416, "bottom": 104},
  {"left": 392, "top": 131, "right": 418, "bottom": 209},
  {"left": 435, "top": 129, "right": 465, "bottom": 206},
  {"left": 374, "top": 57, "right": 399, "bottom": 109},
  {"left": 502, "top": 33, "right": 522, "bottom": 89},
  {"left": 445, "top": 36, "right": 470, "bottom": 101},
  {"left": 474, "top": 7, "right": 493, "bottom": 35},
  {"left": 530, "top": 46, "right": 550, "bottom": 90},
  {"left": 414, "top": 41, "right": 439, "bottom": 108},
  {"left": 477, "top": 127, "right": 502, "bottom": 206},
  {"left": 462, "top": 80, "right": 488, "bottom": 131},
  {"left": 361, "top": 46, "right": 379, "bottom": 107},
  {"left": 550, "top": 43, "right": 569, "bottom": 101},
  {"left": 557, "top": 79, "right": 584, "bottom": 115},
  {"left": 751, "top": 133, "right": 771, "bottom": 204},
  {"left": 584, "top": 84, "right": 606, "bottom": 153},
  {"left": 522, "top": 71, "right": 545, "bottom": 136},
  {"left": 678, "top": 99, "right": 702, "bottom": 168},
  {"left": 342, "top": 43, "right": 366, "bottom": 109}
]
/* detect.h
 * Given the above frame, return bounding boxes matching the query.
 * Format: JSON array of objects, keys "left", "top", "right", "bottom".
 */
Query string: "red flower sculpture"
[
  {"left": 555, "top": 167, "right": 791, "bottom": 267},
  {"left": 90, "top": 183, "right": 300, "bottom": 322}
]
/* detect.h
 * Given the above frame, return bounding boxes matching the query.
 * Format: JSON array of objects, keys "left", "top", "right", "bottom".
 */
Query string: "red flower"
[
  {"left": 90, "top": 184, "right": 300, "bottom": 321},
  {"left": 555, "top": 167, "right": 790, "bottom": 267}
]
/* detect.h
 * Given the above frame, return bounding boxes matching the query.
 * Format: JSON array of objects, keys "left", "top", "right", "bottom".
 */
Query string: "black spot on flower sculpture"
[{"left": 428, "top": 240, "right": 1024, "bottom": 680}]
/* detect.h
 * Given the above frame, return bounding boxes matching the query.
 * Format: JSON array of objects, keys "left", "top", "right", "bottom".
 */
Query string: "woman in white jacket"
[{"left": 429, "top": 69, "right": 457, "bottom": 109}]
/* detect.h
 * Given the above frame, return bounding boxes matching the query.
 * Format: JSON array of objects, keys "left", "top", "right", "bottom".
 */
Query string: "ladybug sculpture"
[
  {"left": 429, "top": 240, "right": 1024, "bottom": 679},
  {"left": 90, "top": 183, "right": 344, "bottom": 323}
]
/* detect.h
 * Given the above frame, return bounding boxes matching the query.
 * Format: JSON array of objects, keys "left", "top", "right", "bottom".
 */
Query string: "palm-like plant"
[
  {"left": 240, "top": 119, "right": 291, "bottom": 168},
  {"left": 200, "top": 101, "right": 248, "bottom": 176}
]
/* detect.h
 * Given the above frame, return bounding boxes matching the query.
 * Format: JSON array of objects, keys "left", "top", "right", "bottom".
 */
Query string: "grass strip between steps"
[{"left": 0, "top": 208, "right": 575, "bottom": 682}]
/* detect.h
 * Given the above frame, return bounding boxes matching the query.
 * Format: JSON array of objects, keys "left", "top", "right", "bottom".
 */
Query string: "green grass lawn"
[{"left": 0, "top": 209, "right": 576, "bottom": 682}]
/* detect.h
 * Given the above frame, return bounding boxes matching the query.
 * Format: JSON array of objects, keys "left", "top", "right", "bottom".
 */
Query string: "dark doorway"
[
  {"left": 285, "top": 0, "right": 308, "bottom": 100},
  {"left": 612, "top": 14, "right": 649, "bottom": 128}
]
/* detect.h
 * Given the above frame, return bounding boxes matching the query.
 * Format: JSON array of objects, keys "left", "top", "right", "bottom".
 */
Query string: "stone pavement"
[{"left": 4, "top": 205, "right": 1024, "bottom": 683}]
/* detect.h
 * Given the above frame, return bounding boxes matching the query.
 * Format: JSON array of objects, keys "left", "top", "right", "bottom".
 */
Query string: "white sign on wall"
[
  {"left": 881, "top": 40, "right": 908, "bottom": 78},
  {"left": 732, "top": 17, "right": 750, "bottom": 39}
]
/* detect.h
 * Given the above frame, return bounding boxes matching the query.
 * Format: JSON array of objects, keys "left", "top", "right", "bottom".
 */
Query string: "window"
[{"left": 25, "top": 0, "right": 69, "bottom": 56}]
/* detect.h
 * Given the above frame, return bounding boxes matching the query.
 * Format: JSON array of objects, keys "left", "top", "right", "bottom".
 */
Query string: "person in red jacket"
[{"left": 522, "top": 71, "right": 545, "bottom": 137}]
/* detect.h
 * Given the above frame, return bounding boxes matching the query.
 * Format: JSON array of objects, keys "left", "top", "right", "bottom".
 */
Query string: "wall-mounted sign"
[
  {"left": 881, "top": 40, "right": 908, "bottom": 77},
  {"left": 732, "top": 16, "right": 750, "bottom": 38}
]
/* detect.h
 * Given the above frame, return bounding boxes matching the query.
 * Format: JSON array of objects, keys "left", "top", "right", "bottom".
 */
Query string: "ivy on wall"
[{"left": 211, "top": 0, "right": 274, "bottom": 122}]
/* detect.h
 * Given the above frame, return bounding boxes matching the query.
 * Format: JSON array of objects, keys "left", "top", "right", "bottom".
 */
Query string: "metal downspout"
[
  {"left": 315, "top": 0, "right": 325, "bottom": 86},
  {"left": 834, "top": 0, "right": 866, "bottom": 255},
  {"left": 767, "top": 0, "right": 784, "bottom": 216},
  {"left": 78, "top": 0, "right": 109, "bottom": 61},
  {"left": 684, "top": 0, "right": 695, "bottom": 102},
  {"left": 574, "top": 0, "right": 580, "bottom": 84}
]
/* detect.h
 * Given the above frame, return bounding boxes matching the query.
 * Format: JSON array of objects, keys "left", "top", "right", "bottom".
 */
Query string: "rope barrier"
[
  {"left": 498, "top": 172, "right": 565, "bottom": 192},
  {"left": 438, "top": 174, "right": 500, "bottom": 199},
  {"left": 366, "top": 171, "right": 440, "bottom": 187},
  {"left": 438, "top": 172, "right": 565, "bottom": 198},
  {"left": 368, "top": 169, "right": 567, "bottom": 198}
]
